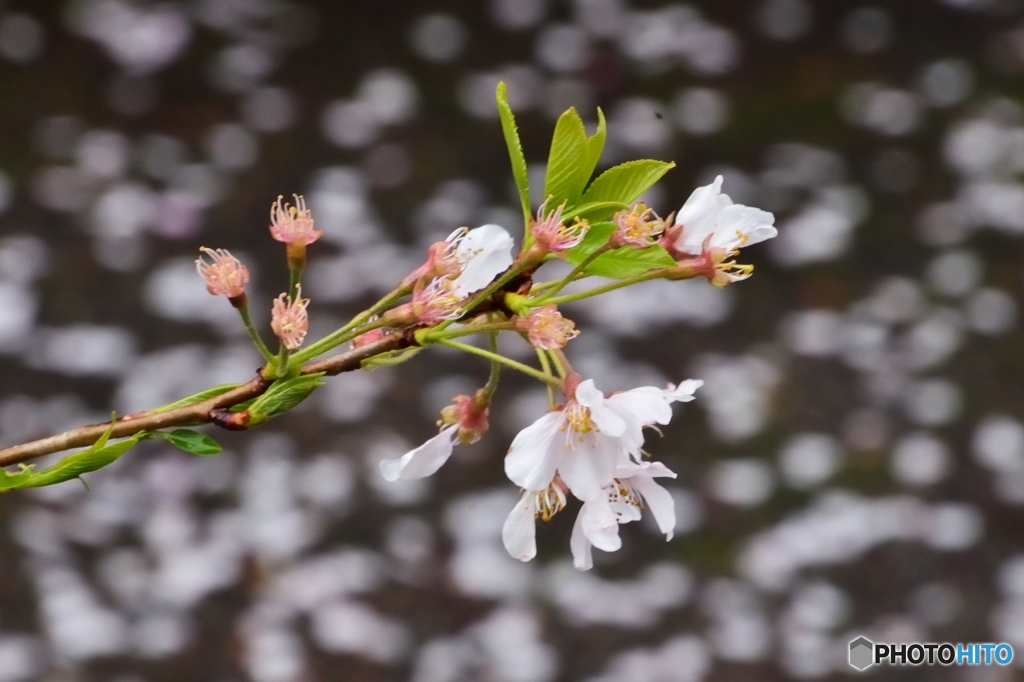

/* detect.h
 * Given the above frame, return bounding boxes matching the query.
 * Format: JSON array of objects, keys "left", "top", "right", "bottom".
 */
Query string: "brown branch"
[{"left": 0, "top": 329, "right": 414, "bottom": 468}]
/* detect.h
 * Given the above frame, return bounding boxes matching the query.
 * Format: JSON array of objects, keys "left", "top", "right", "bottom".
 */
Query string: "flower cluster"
[{"left": 182, "top": 90, "right": 781, "bottom": 571}]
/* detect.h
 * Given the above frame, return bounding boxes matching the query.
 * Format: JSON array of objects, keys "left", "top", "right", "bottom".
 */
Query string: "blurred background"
[{"left": 0, "top": 0, "right": 1022, "bottom": 680}]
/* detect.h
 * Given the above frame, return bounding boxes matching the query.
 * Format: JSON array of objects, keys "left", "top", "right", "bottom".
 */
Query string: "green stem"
[
  {"left": 482, "top": 327, "right": 501, "bottom": 400},
  {"left": 536, "top": 348, "right": 555, "bottom": 407},
  {"left": 532, "top": 246, "right": 611, "bottom": 305},
  {"left": 425, "top": 321, "right": 514, "bottom": 340},
  {"left": 435, "top": 339, "right": 562, "bottom": 386},
  {"left": 540, "top": 270, "right": 666, "bottom": 306},
  {"left": 291, "top": 286, "right": 409, "bottom": 363},
  {"left": 288, "top": 267, "right": 302, "bottom": 301},
  {"left": 547, "top": 349, "right": 567, "bottom": 379},
  {"left": 237, "top": 301, "right": 276, "bottom": 364}
]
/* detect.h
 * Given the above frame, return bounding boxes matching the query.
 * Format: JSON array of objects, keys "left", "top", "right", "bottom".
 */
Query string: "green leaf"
[
  {"left": 544, "top": 107, "right": 589, "bottom": 208},
  {"left": 496, "top": 82, "right": 531, "bottom": 225},
  {"left": 362, "top": 347, "right": 423, "bottom": 368},
  {"left": 0, "top": 433, "right": 143, "bottom": 490},
  {"left": 582, "top": 107, "right": 606, "bottom": 186},
  {"left": 579, "top": 160, "right": 676, "bottom": 219},
  {"left": 567, "top": 243, "right": 677, "bottom": 280},
  {"left": 154, "top": 429, "right": 223, "bottom": 456},
  {"left": 565, "top": 221, "right": 615, "bottom": 260},
  {"left": 152, "top": 384, "right": 239, "bottom": 413},
  {"left": 246, "top": 373, "right": 325, "bottom": 426}
]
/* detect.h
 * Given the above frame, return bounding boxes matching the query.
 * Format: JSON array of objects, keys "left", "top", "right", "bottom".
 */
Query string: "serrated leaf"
[
  {"left": 568, "top": 245, "right": 677, "bottom": 280},
  {"left": 582, "top": 107, "right": 606, "bottom": 185},
  {"left": 544, "top": 107, "right": 589, "bottom": 208},
  {"left": 496, "top": 82, "right": 531, "bottom": 225},
  {"left": 155, "top": 429, "right": 223, "bottom": 456},
  {"left": 246, "top": 373, "right": 325, "bottom": 426},
  {"left": 152, "top": 384, "right": 240, "bottom": 413},
  {"left": 579, "top": 160, "right": 676, "bottom": 218},
  {"left": 1, "top": 434, "right": 143, "bottom": 490}
]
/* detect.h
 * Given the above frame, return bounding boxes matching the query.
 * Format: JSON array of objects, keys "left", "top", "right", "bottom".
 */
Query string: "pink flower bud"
[
  {"left": 270, "top": 287, "right": 310, "bottom": 350},
  {"left": 518, "top": 305, "right": 579, "bottom": 349},
  {"left": 195, "top": 247, "right": 250, "bottom": 298},
  {"left": 440, "top": 393, "right": 490, "bottom": 445},
  {"left": 529, "top": 199, "right": 589, "bottom": 253},
  {"left": 269, "top": 194, "right": 322, "bottom": 246}
]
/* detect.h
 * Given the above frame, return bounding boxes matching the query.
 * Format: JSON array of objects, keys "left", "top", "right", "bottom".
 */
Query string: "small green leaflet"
[
  {"left": 0, "top": 421, "right": 143, "bottom": 490},
  {"left": 579, "top": 160, "right": 676, "bottom": 220},
  {"left": 151, "top": 384, "right": 239, "bottom": 413},
  {"left": 246, "top": 373, "right": 326, "bottom": 426},
  {"left": 565, "top": 222, "right": 676, "bottom": 279},
  {"left": 543, "top": 107, "right": 589, "bottom": 208},
  {"left": 362, "top": 347, "right": 422, "bottom": 368},
  {"left": 153, "top": 429, "right": 223, "bottom": 456},
  {"left": 496, "top": 82, "right": 531, "bottom": 226}
]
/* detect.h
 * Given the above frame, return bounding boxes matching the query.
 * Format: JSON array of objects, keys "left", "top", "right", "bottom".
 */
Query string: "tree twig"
[{"left": 0, "top": 329, "right": 415, "bottom": 468}]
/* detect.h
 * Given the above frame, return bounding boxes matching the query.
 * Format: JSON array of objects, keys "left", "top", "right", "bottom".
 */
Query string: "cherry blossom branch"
[
  {"left": 291, "top": 285, "right": 410, "bottom": 363},
  {"left": 0, "top": 330, "right": 414, "bottom": 468}
]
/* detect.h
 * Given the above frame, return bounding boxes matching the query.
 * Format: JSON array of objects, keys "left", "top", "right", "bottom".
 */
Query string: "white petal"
[
  {"left": 712, "top": 204, "right": 777, "bottom": 251},
  {"left": 559, "top": 436, "right": 618, "bottom": 501},
  {"left": 632, "top": 474, "right": 677, "bottom": 540},
  {"left": 664, "top": 379, "right": 703, "bottom": 403},
  {"left": 674, "top": 175, "right": 729, "bottom": 254},
  {"left": 379, "top": 426, "right": 457, "bottom": 481},
  {"left": 451, "top": 224, "right": 514, "bottom": 297},
  {"left": 501, "top": 493, "right": 538, "bottom": 561},
  {"left": 570, "top": 509, "right": 594, "bottom": 570},
  {"left": 580, "top": 497, "right": 622, "bottom": 552},
  {"left": 574, "top": 379, "right": 626, "bottom": 439},
  {"left": 608, "top": 386, "right": 673, "bottom": 426},
  {"left": 505, "top": 411, "right": 563, "bottom": 490}
]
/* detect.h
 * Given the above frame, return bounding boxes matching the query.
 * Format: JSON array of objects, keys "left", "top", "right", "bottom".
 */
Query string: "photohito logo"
[{"left": 848, "top": 637, "right": 1014, "bottom": 670}]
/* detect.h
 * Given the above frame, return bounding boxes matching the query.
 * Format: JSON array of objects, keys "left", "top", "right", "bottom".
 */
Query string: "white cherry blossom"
[
  {"left": 672, "top": 175, "right": 777, "bottom": 256},
  {"left": 504, "top": 378, "right": 702, "bottom": 502},
  {"left": 570, "top": 460, "right": 678, "bottom": 570},
  {"left": 380, "top": 425, "right": 458, "bottom": 481}
]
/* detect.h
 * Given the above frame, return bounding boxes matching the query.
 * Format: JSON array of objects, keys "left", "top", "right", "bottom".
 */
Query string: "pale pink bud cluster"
[
  {"left": 403, "top": 228, "right": 466, "bottom": 287},
  {"left": 610, "top": 203, "right": 666, "bottom": 248},
  {"left": 518, "top": 305, "right": 578, "bottom": 349},
  {"left": 196, "top": 247, "right": 250, "bottom": 298},
  {"left": 440, "top": 393, "right": 490, "bottom": 445},
  {"left": 269, "top": 194, "right": 322, "bottom": 245},
  {"left": 529, "top": 199, "right": 589, "bottom": 253},
  {"left": 411, "top": 278, "right": 463, "bottom": 324},
  {"left": 270, "top": 287, "right": 310, "bottom": 349}
]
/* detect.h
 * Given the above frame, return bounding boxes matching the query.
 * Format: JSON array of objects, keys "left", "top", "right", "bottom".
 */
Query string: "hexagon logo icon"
[{"left": 849, "top": 637, "right": 874, "bottom": 670}]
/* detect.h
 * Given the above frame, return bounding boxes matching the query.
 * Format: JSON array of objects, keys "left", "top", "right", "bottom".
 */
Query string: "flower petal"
[
  {"left": 451, "top": 224, "right": 514, "bottom": 297},
  {"left": 570, "top": 508, "right": 594, "bottom": 570},
  {"left": 712, "top": 204, "right": 777, "bottom": 251},
  {"left": 580, "top": 497, "right": 622, "bottom": 552},
  {"left": 505, "top": 411, "right": 563, "bottom": 490},
  {"left": 674, "top": 175, "right": 729, "bottom": 254},
  {"left": 559, "top": 435, "right": 618, "bottom": 501},
  {"left": 501, "top": 493, "right": 538, "bottom": 561},
  {"left": 379, "top": 426, "right": 457, "bottom": 481},
  {"left": 632, "top": 474, "right": 677, "bottom": 540},
  {"left": 608, "top": 386, "right": 673, "bottom": 426},
  {"left": 664, "top": 379, "right": 703, "bottom": 403}
]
